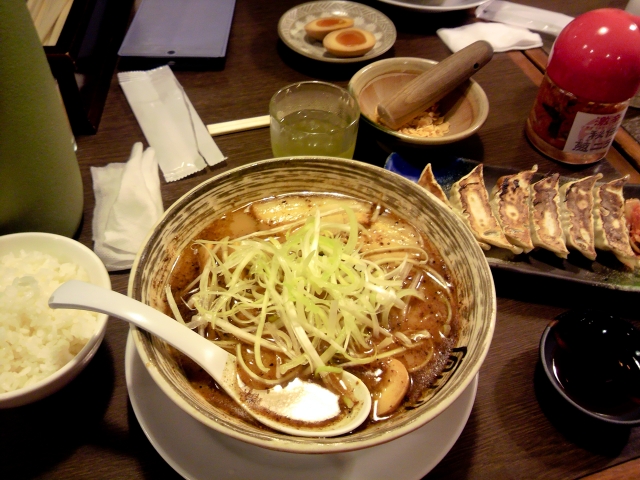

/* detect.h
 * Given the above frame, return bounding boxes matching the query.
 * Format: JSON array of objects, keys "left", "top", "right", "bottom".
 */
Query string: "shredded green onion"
[
  {"left": 315, "top": 365, "right": 344, "bottom": 375},
  {"left": 168, "top": 206, "right": 450, "bottom": 387}
]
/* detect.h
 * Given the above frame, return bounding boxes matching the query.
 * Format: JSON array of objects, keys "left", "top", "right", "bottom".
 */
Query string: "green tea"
[{"left": 271, "top": 109, "right": 358, "bottom": 158}]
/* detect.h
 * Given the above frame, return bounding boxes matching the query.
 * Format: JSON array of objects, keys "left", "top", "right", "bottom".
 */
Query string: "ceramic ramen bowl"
[
  {"left": 129, "top": 157, "right": 496, "bottom": 453},
  {"left": 348, "top": 57, "right": 489, "bottom": 147}
]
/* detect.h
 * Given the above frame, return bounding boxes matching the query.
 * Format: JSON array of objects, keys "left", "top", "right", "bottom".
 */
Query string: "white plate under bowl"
[
  {"left": 374, "top": 0, "right": 489, "bottom": 12},
  {"left": 278, "top": 1, "right": 397, "bottom": 63},
  {"left": 125, "top": 330, "right": 477, "bottom": 480}
]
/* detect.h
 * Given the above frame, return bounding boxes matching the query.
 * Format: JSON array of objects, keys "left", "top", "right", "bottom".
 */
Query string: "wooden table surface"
[{"left": 2, "top": 1, "right": 639, "bottom": 478}]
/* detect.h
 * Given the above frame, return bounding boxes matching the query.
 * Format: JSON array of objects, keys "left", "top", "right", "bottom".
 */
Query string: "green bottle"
[{"left": 0, "top": 0, "right": 83, "bottom": 237}]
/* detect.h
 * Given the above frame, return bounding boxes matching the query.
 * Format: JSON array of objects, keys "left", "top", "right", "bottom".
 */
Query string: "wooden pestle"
[{"left": 376, "top": 41, "right": 494, "bottom": 130}]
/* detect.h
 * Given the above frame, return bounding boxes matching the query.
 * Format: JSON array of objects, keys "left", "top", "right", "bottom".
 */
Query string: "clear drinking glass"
[{"left": 269, "top": 81, "right": 360, "bottom": 159}]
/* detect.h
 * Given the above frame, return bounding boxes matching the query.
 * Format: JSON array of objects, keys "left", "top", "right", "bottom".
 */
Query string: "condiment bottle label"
[{"left": 563, "top": 109, "right": 627, "bottom": 155}]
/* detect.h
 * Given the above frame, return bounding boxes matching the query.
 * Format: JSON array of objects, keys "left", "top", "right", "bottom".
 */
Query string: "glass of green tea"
[{"left": 269, "top": 81, "right": 360, "bottom": 158}]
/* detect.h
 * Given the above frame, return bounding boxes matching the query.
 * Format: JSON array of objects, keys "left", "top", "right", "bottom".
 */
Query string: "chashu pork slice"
[
  {"left": 449, "top": 164, "right": 522, "bottom": 254},
  {"left": 358, "top": 212, "right": 424, "bottom": 255},
  {"left": 528, "top": 174, "right": 570, "bottom": 258},
  {"left": 490, "top": 165, "right": 538, "bottom": 253},
  {"left": 559, "top": 174, "right": 602, "bottom": 261},
  {"left": 417, "top": 164, "right": 451, "bottom": 207},
  {"left": 250, "top": 194, "right": 373, "bottom": 226},
  {"left": 593, "top": 176, "right": 638, "bottom": 269}
]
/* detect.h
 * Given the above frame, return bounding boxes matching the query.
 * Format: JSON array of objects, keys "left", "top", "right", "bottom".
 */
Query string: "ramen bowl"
[
  {"left": 129, "top": 157, "right": 496, "bottom": 453},
  {"left": 348, "top": 57, "right": 489, "bottom": 147}
]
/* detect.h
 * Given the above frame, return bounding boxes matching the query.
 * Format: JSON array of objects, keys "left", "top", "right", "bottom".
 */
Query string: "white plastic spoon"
[{"left": 49, "top": 280, "right": 371, "bottom": 437}]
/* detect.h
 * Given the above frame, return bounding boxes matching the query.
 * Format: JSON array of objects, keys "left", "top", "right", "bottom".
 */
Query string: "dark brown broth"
[{"left": 165, "top": 194, "right": 460, "bottom": 430}]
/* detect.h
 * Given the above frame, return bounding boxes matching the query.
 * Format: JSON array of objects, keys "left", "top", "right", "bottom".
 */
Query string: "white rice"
[{"left": 0, "top": 250, "right": 99, "bottom": 394}]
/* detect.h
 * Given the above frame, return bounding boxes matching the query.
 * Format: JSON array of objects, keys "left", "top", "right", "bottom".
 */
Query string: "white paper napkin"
[
  {"left": 91, "top": 143, "right": 164, "bottom": 271},
  {"left": 476, "top": 1, "right": 573, "bottom": 36},
  {"left": 437, "top": 22, "right": 542, "bottom": 53}
]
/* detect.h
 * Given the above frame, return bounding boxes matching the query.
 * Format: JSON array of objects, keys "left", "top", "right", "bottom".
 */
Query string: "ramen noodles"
[{"left": 163, "top": 193, "right": 461, "bottom": 429}]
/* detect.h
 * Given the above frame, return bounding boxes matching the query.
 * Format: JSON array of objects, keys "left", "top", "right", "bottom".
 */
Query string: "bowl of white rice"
[{"left": 0, "top": 232, "right": 110, "bottom": 408}]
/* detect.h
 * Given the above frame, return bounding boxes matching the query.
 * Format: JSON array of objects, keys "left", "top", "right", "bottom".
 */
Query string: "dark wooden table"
[{"left": 2, "top": 0, "right": 639, "bottom": 478}]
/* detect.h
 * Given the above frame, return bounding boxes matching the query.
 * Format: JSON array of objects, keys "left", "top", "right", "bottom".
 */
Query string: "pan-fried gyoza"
[
  {"left": 418, "top": 163, "right": 640, "bottom": 270},
  {"left": 449, "top": 164, "right": 520, "bottom": 253}
]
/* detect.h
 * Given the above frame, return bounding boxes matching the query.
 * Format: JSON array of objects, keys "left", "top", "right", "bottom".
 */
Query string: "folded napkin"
[
  {"left": 437, "top": 22, "right": 542, "bottom": 53},
  {"left": 476, "top": 1, "right": 573, "bottom": 36},
  {"left": 91, "top": 143, "right": 164, "bottom": 271}
]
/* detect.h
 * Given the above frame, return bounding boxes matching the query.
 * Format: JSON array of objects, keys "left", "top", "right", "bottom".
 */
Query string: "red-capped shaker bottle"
[{"left": 525, "top": 8, "right": 640, "bottom": 164}]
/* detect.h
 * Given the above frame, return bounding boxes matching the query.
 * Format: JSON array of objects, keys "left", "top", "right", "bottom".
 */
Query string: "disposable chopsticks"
[{"left": 207, "top": 115, "right": 270, "bottom": 137}]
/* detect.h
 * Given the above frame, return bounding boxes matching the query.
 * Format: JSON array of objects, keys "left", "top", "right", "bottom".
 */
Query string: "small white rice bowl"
[{"left": 0, "top": 233, "right": 110, "bottom": 408}]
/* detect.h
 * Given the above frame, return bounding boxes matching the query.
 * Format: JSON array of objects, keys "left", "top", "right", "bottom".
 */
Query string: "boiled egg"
[
  {"left": 323, "top": 27, "right": 376, "bottom": 57},
  {"left": 304, "top": 16, "right": 354, "bottom": 41}
]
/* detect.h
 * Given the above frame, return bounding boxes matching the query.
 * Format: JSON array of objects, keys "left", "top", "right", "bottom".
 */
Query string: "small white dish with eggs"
[{"left": 278, "top": 1, "right": 396, "bottom": 63}]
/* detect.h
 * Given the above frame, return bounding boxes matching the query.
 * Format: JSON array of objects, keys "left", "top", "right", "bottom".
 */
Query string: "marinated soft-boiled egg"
[
  {"left": 323, "top": 27, "right": 376, "bottom": 57},
  {"left": 304, "top": 16, "right": 354, "bottom": 41}
]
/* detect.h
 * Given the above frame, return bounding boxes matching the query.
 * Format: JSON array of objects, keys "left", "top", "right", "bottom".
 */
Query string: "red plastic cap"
[{"left": 547, "top": 8, "right": 640, "bottom": 103}]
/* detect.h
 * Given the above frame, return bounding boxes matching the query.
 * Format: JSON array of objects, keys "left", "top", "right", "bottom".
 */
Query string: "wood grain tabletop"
[{"left": 1, "top": 0, "right": 639, "bottom": 478}]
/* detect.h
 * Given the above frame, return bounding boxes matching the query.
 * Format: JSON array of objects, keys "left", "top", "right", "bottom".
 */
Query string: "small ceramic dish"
[
  {"left": 539, "top": 309, "right": 640, "bottom": 426},
  {"left": 128, "top": 156, "right": 496, "bottom": 454},
  {"left": 348, "top": 57, "right": 489, "bottom": 146},
  {"left": 278, "top": 1, "right": 396, "bottom": 63},
  {"left": 0, "top": 233, "right": 110, "bottom": 408},
  {"left": 375, "top": 0, "right": 490, "bottom": 12}
]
